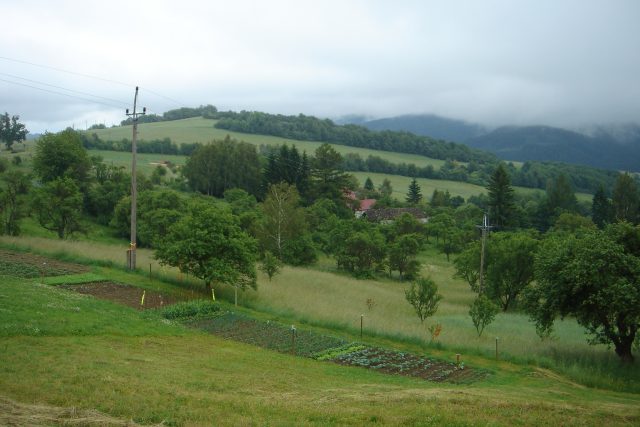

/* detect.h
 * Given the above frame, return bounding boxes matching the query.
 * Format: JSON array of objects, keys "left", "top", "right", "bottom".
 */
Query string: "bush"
[{"left": 161, "top": 300, "right": 221, "bottom": 320}]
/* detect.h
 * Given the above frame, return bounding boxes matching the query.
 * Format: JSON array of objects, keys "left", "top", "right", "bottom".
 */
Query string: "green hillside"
[
  {"left": 1, "top": 242, "right": 639, "bottom": 425},
  {"left": 90, "top": 117, "right": 448, "bottom": 170}
]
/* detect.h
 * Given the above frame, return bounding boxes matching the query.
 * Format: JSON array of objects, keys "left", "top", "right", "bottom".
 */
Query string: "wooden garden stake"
[
  {"left": 456, "top": 353, "right": 461, "bottom": 368},
  {"left": 495, "top": 337, "right": 499, "bottom": 360},
  {"left": 291, "top": 325, "right": 296, "bottom": 356},
  {"left": 360, "top": 314, "right": 364, "bottom": 339},
  {"left": 149, "top": 263, "right": 152, "bottom": 282}
]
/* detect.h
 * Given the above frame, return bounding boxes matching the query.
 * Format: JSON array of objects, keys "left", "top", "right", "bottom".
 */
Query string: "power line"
[
  {"left": 0, "top": 71, "right": 130, "bottom": 107},
  {"left": 0, "top": 77, "right": 124, "bottom": 109},
  {"left": 0, "top": 55, "right": 186, "bottom": 107}
]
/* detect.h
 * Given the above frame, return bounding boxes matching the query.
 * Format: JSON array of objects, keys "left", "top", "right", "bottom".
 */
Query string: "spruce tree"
[
  {"left": 487, "top": 164, "right": 515, "bottom": 228},
  {"left": 592, "top": 185, "right": 613, "bottom": 228},
  {"left": 406, "top": 178, "right": 422, "bottom": 205},
  {"left": 364, "top": 177, "right": 374, "bottom": 191}
]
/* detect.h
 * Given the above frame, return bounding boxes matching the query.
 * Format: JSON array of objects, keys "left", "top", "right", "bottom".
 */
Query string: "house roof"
[{"left": 359, "top": 199, "right": 377, "bottom": 211}]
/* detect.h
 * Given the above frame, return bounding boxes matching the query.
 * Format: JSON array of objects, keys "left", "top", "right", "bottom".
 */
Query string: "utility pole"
[
  {"left": 477, "top": 214, "right": 493, "bottom": 294},
  {"left": 126, "top": 86, "right": 145, "bottom": 270}
]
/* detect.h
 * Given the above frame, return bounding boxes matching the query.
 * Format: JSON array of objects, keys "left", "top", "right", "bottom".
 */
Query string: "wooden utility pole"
[
  {"left": 477, "top": 214, "right": 493, "bottom": 294},
  {"left": 126, "top": 87, "right": 145, "bottom": 270}
]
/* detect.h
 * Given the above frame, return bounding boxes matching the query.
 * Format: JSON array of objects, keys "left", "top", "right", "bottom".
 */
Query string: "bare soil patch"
[{"left": 60, "top": 282, "right": 180, "bottom": 310}]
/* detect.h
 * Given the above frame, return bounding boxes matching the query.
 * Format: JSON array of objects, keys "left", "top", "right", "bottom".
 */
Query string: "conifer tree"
[
  {"left": 487, "top": 164, "right": 515, "bottom": 228},
  {"left": 592, "top": 185, "right": 613, "bottom": 228},
  {"left": 406, "top": 178, "right": 422, "bottom": 205}
]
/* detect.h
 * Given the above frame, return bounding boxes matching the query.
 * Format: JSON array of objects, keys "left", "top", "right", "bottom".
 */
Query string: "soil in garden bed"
[
  {"left": 0, "top": 249, "right": 90, "bottom": 278},
  {"left": 60, "top": 282, "right": 180, "bottom": 310}
]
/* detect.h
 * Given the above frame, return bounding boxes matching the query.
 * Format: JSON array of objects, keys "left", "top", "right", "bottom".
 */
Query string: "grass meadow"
[
  {"left": 2, "top": 266, "right": 640, "bottom": 425},
  {"left": 90, "top": 117, "right": 448, "bottom": 170}
]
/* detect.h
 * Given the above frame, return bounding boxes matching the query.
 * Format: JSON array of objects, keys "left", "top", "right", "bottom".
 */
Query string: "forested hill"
[
  {"left": 344, "top": 113, "right": 640, "bottom": 172},
  {"left": 359, "top": 114, "right": 487, "bottom": 142},
  {"left": 465, "top": 125, "right": 640, "bottom": 172},
  {"left": 212, "top": 111, "right": 497, "bottom": 164}
]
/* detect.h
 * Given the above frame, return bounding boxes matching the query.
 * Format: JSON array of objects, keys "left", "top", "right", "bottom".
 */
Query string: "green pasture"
[
  {"left": 1, "top": 264, "right": 639, "bottom": 425},
  {"left": 90, "top": 117, "right": 447, "bottom": 170},
  {"left": 352, "top": 172, "right": 592, "bottom": 202}
]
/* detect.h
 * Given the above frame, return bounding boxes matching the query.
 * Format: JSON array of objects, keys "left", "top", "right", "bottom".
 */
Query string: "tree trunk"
[
  {"left": 614, "top": 335, "right": 635, "bottom": 363},
  {"left": 615, "top": 342, "right": 634, "bottom": 363}
]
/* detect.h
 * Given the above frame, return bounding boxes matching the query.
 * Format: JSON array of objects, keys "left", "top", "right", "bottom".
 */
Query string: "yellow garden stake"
[
  {"left": 211, "top": 288, "right": 215, "bottom": 301},
  {"left": 140, "top": 290, "right": 146, "bottom": 307}
]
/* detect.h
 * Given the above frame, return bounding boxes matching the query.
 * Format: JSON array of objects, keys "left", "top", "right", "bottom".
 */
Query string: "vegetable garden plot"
[
  {"left": 0, "top": 249, "right": 90, "bottom": 278},
  {"left": 60, "top": 282, "right": 180, "bottom": 310},
  {"left": 194, "top": 313, "right": 488, "bottom": 383},
  {"left": 193, "top": 313, "right": 348, "bottom": 357}
]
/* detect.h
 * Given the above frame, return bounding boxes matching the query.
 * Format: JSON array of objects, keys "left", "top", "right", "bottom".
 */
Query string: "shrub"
[{"left": 161, "top": 300, "right": 221, "bottom": 320}]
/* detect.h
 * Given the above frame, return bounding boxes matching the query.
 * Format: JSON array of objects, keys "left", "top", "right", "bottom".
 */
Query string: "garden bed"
[
  {"left": 60, "top": 282, "right": 180, "bottom": 310},
  {"left": 194, "top": 313, "right": 488, "bottom": 383},
  {"left": 333, "top": 347, "right": 482, "bottom": 383},
  {"left": 192, "top": 313, "right": 347, "bottom": 357},
  {"left": 0, "top": 249, "right": 90, "bottom": 278}
]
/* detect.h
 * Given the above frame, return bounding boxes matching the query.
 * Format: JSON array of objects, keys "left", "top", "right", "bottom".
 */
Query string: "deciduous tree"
[
  {"left": 0, "top": 113, "right": 28, "bottom": 151},
  {"left": 405, "top": 277, "right": 443, "bottom": 324},
  {"left": 32, "top": 177, "right": 84, "bottom": 239},
  {"left": 32, "top": 129, "right": 91, "bottom": 184},
  {"left": 527, "top": 225, "right": 640, "bottom": 363},
  {"left": 155, "top": 200, "right": 257, "bottom": 292}
]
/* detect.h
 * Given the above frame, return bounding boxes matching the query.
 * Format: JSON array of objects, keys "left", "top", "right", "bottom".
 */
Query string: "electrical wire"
[
  {"left": 0, "top": 55, "right": 186, "bottom": 107},
  {"left": 0, "top": 77, "right": 124, "bottom": 109},
  {"left": 0, "top": 71, "right": 130, "bottom": 107}
]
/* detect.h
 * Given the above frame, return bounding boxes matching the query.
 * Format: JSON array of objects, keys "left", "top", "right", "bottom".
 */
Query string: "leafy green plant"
[{"left": 161, "top": 300, "right": 222, "bottom": 320}]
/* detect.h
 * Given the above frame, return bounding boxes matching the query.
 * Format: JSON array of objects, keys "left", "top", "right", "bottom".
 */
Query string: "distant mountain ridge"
[
  {"left": 347, "top": 114, "right": 640, "bottom": 172},
  {"left": 357, "top": 114, "right": 487, "bottom": 142}
]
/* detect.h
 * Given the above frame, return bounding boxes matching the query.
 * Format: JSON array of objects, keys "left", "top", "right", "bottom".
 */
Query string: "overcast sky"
[{"left": 1, "top": 0, "right": 639, "bottom": 133}]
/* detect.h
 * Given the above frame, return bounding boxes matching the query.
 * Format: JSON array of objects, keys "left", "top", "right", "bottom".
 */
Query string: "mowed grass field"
[
  {"left": 90, "top": 117, "right": 448, "bottom": 170},
  {"left": 1, "top": 256, "right": 640, "bottom": 425}
]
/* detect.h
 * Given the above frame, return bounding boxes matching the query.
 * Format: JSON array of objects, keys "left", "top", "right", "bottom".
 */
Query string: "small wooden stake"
[
  {"left": 360, "top": 314, "right": 364, "bottom": 339},
  {"left": 291, "top": 325, "right": 296, "bottom": 356},
  {"left": 495, "top": 337, "right": 499, "bottom": 360},
  {"left": 149, "top": 263, "right": 152, "bottom": 281},
  {"left": 456, "top": 353, "right": 461, "bottom": 367}
]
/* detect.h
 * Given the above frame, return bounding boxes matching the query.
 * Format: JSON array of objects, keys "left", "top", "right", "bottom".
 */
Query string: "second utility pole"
[{"left": 126, "top": 86, "right": 145, "bottom": 270}]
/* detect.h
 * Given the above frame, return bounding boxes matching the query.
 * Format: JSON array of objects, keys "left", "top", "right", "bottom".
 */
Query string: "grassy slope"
[
  {"left": 1, "top": 274, "right": 639, "bottom": 425},
  {"left": 2, "top": 235, "right": 637, "bottom": 392},
  {"left": 87, "top": 118, "right": 592, "bottom": 201},
  {"left": 90, "top": 117, "right": 448, "bottom": 169}
]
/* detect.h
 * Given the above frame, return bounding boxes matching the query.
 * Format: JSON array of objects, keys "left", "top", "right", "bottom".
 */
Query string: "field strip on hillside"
[{"left": 192, "top": 312, "right": 489, "bottom": 384}]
